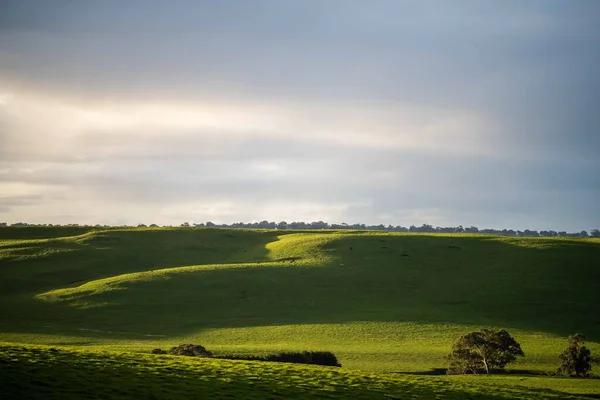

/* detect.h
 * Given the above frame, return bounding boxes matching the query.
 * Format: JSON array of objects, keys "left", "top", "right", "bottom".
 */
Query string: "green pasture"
[
  {"left": 0, "top": 226, "right": 599, "bottom": 397},
  {"left": 1, "top": 344, "right": 597, "bottom": 399}
]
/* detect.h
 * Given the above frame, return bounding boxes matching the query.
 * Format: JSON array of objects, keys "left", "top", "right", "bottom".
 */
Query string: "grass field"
[
  {"left": 2, "top": 344, "right": 599, "bottom": 400},
  {"left": 1, "top": 226, "right": 599, "bottom": 398}
]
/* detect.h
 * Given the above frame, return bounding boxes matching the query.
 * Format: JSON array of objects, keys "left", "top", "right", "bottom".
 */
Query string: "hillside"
[
  {"left": 1, "top": 226, "right": 599, "bottom": 397},
  {"left": 1, "top": 344, "right": 597, "bottom": 400}
]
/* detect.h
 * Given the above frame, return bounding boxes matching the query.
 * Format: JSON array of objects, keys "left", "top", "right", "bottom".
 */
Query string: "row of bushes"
[
  {"left": 151, "top": 344, "right": 341, "bottom": 367},
  {"left": 152, "top": 344, "right": 212, "bottom": 357},
  {"left": 215, "top": 351, "right": 342, "bottom": 367}
]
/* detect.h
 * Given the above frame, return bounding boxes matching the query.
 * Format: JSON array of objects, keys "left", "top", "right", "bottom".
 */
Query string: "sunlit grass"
[
  {"left": 1, "top": 226, "right": 599, "bottom": 398},
  {"left": 1, "top": 344, "right": 596, "bottom": 399}
]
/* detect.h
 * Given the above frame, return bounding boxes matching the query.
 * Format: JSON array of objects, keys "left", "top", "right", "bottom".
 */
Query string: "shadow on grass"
[
  {"left": 2, "top": 232, "right": 600, "bottom": 342},
  {"left": 397, "top": 368, "right": 570, "bottom": 377},
  {"left": 0, "top": 228, "right": 281, "bottom": 294},
  {"left": 0, "top": 226, "right": 98, "bottom": 240},
  {"left": 397, "top": 368, "right": 449, "bottom": 375}
]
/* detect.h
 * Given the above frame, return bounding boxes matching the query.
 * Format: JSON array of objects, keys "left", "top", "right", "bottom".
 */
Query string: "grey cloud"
[
  {"left": 2, "top": 1, "right": 597, "bottom": 102},
  {"left": 2, "top": 0, "right": 598, "bottom": 164},
  {"left": 0, "top": 1, "right": 598, "bottom": 229},
  {"left": 0, "top": 193, "right": 45, "bottom": 206},
  {"left": 0, "top": 193, "right": 46, "bottom": 216},
  {"left": 2, "top": 133, "right": 597, "bottom": 230}
]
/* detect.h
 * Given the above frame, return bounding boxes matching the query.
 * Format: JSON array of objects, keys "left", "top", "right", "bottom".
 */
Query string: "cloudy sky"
[{"left": 1, "top": 1, "right": 599, "bottom": 230}]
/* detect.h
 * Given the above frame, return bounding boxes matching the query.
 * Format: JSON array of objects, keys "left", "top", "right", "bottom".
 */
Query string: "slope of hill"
[
  {"left": 1, "top": 344, "right": 596, "bottom": 400},
  {"left": 0, "top": 226, "right": 599, "bottom": 397}
]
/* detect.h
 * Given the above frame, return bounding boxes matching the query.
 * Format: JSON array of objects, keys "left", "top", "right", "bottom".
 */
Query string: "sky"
[{"left": 0, "top": 0, "right": 599, "bottom": 231}]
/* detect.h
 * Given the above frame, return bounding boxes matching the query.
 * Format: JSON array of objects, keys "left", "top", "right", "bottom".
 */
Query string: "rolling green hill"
[
  {"left": 2, "top": 344, "right": 597, "bottom": 400},
  {"left": 1, "top": 226, "right": 599, "bottom": 398}
]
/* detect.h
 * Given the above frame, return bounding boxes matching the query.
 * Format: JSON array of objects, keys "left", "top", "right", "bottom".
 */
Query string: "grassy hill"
[
  {"left": 2, "top": 344, "right": 598, "bottom": 400},
  {"left": 1, "top": 226, "right": 599, "bottom": 398}
]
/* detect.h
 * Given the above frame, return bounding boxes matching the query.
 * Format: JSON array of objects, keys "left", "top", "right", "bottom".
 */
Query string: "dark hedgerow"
[
  {"left": 152, "top": 345, "right": 340, "bottom": 367},
  {"left": 168, "top": 344, "right": 212, "bottom": 357},
  {"left": 266, "top": 351, "right": 342, "bottom": 367},
  {"left": 217, "top": 351, "right": 342, "bottom": 367}
]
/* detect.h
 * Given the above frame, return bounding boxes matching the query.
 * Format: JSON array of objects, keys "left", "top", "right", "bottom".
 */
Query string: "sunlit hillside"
[{"left": 1, "top": 227, "right": 599, "bottom": 398}]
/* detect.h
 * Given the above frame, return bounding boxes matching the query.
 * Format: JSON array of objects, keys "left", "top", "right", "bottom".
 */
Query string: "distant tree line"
[
  {"left": 2, "top": 221, "right": 599, "bottom": 238},
  {"left": 184, "top": 221, "right": 599, "bottom": 237}
]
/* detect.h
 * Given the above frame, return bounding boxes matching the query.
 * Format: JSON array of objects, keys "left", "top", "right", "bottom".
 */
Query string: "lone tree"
[
  {"left": 558, "top": 333, "right": 594, "bottom": 377},
  {"left": 447, "top": 329, "right": 524, "bottom": 374}
]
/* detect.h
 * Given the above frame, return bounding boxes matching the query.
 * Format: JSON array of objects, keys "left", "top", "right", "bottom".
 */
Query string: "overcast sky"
[{"left": 1, "top": 0, "right": 599, "bottom": 230}]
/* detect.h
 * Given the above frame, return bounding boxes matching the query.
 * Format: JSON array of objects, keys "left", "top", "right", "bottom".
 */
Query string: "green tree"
[
  {"left": 557, "top": 333, "right": 594, "bottom": 377},
  {"left": 447, "top": 329, "right": 524, "bottom": 374},
  {"left": 168, "top": 344, "right": 212, "bottom": 357}
]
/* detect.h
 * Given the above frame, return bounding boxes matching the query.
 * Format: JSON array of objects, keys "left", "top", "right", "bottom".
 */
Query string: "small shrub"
[
  {"left": 151, "top": 348, "right": 167, "bottom": 355},
  {"left": 168, "top": 344, "right": 212, "bottom": 357},
  {"left": 558, "top": 333, "right": 594, "bottom": 377}
]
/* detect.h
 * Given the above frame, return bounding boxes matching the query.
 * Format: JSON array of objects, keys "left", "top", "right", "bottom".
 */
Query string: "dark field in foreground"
[{"left": 2, "top": 344, "right": 599, "bottom": 400}]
